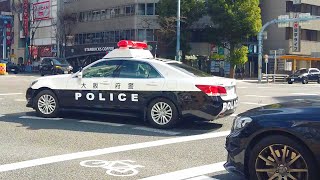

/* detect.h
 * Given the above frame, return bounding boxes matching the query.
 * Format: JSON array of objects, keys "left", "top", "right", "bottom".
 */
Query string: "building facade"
[
  {"left": 62, "top": 0, "right": 159, "bottom": 61},
  {"left": 261, "top": 0, "right": 320, "bottom": 74},
  {"left": 0, "top": 0, "right": 12, "bottom": 59}
]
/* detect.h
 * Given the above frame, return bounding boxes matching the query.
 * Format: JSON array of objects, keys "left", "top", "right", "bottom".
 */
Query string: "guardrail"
[{"left": 262, "top": 73, "right": 289, "bottom": 82}]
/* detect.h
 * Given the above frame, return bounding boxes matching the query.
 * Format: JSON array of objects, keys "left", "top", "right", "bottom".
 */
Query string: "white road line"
[
  {"left": 133, "top": 127, "right": 181, "bottom": 135},
  {"left": 230, "top": 114, "right": 238, "bottom": 117},
  {"left": 19, "top": 116, "right": 63, "bottom": 121},
  {"left": 290, "top": 93, "right": 318, "bottom": 96},
  {"left": 0, "top": 131, "right": 230, "bottom": 172},
  {"left": 237, "top": 87, "right": 248, "bottom": 89},
  {"left": 240, "top": 102, "right": 267, "bottom": 106},
  {"left": 186, "top": 176, "right": 218, "bottom": 180},
  {"left": 79, "top": 120, "right": 125, "bottom": 127},
  {"left": 245, "top": 95, "right": 270, "bottom": 98},
  {"left": 140, "top": 161, "right": 226, "bottom": 180},
  {"left": 257, "top": 87, "right": 271, "bottom": 89},
  {"left": 0, "top": 93, "right": 23, "bottom": 96},
  {"left": 14, "top": 99, "right": 27, "bottom": 102}
]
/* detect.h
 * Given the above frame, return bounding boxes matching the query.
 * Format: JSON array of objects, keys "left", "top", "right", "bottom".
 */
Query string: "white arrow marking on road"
[
  {"left": 0, "top": 93, "right": 23, "bottom": 96},
  {"left": 186, "top": 175, "right": 219, "bottom": 180},
  {"left": 0, "top": 130, "right": 230, "bottom": 172},
  {"left": 140, "top": 162, "right": 226, "bottom": 180},
  {"left": 19, "top": 116, "right": 63, "bottom": 121},
  {"left": 133, "top": 127, "right": 181, "bottom": 135},
  {"left": 79, "top": 120, "right": 125, "bottom": 127}
]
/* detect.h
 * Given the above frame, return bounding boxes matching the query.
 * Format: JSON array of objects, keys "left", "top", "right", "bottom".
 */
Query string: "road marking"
[
  {"left": 245, "top": 95, "right": 270, "bottom": 98},
  {"left": 15, "top": 99, "right": 27, "bottom": 102},
  {"left": 237, "top": 87, "right": 248, "bottom": 89},
  {"left": 140, "top": 161, "right": 226, "bottom": 180},
  {"left": 290, "top": 93, "right": 318, "bottom": 96},
  {"left": 19, "top": 116, "right": 63, "bottom": 121},
  {"left": 186, "top": 176, "right": 218, "bottom": 180},
  {"left": 240, "top": 102, "right": 267, "bottom": 106},
  {"left": 257, "top": 87, "right": 271, "bottom": 89},
  {"left": 79, "top": 120, "right": 125, "bottom": 127},
  {"left": 230, "top": 114, "right": 238, "bottom": 117},
  {"left": 0, "top": 130, "right": 230, "bottom": 172},
  {"left": 133, "top": 127, "right": 181, "bottom": 135},
  {"left": 0, "top": 93, "right": 23, "bottom": 96}
]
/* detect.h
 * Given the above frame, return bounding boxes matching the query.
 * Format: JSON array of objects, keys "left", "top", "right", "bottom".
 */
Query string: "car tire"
[
  {"left": 302, "top": 78, "right": 308, "bottom": 84},
  {"left": 248, "top": 135, "right": 317, "bottom": 180},
  {"left": 288, "top": 81, "right": 293, "bottom": 84},
  {"left": 146, "top": 98, "right": 179, "bottom": 129},
  {"left": 317, "top": 78, "right": 320, "bottom": 84},
  {"left": 34, "top": 90, "right": 60, "bottom": 118}
]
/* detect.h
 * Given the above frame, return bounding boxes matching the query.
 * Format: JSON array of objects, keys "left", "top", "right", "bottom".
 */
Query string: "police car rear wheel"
[
  {"left": 147, "top": 98, "right": 179, "bottom": 129},
  {"left": 35, "top": 90, "right": 59, "bottom": 118}
]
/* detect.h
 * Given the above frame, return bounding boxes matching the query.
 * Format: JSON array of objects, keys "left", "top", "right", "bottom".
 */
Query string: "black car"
[
  {"left": 225, "top": 99, "right": 320, "bottom": 180},
  {"left": 0, "top": 59, "right": 20, "bottom": 74},
  {"left": 39, "top": 57, "right": 73, "bottom": 76},
  {"left": 287, "top": 68, "right": 320, "bottom": 84}
]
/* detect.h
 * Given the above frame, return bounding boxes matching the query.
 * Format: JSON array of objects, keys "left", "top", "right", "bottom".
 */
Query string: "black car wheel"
[
  {"left": 302, "top": 78, "right": 308, "bottom": 84},
  {"left": 317, "top": 78, "right": 320, "bottom": 84},
  {"left": 248, "top": 135, "right": 317, "bottom": 180},
  {"left": 146, "top": 98, "right": 179, "bottom": 129},
  {"left": 34, "top": 90, "right": 60, "bottom": 118},
  {"left": 288, "top": 81, "right": 293, "bottom": 84}
]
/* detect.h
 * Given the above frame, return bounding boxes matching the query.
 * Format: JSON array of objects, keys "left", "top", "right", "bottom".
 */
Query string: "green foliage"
[
  {"left": 156, "top": 0, "right": 205, "bottom": 57},
  {"left": 206, "top": 0, "right": 262, "bottom": 66},
  {"left": 229, "top": 46, "right": 249, "bottom": 66}
]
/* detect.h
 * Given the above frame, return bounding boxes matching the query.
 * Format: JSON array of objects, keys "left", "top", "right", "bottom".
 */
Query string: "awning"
[{"left": 279, "top": 55, "right": 320, "bottom": 61}]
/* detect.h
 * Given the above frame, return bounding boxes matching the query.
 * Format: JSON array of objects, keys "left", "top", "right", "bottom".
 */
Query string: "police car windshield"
[
  {"left": 52, "top": 58, "right": 69, "bottom": 66},
  {"left": 168, "top": 62, "right": 211, "bottom": 77}
]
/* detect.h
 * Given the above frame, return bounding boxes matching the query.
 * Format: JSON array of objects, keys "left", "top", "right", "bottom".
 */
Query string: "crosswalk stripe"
[{"left": 133, "top": 127, "right": 181, "bottom": 135}]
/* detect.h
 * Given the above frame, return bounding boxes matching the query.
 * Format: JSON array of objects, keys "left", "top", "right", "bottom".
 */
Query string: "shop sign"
[
  {"left": 6, "top": 23, "right": 12, "bottom": 45},
  {"left": 23, "top": 0, "right": 29, "bottom": 36},
  {"left": 292, "top": 22, "right": 300, "bottom": 52},
  {"left": 84, "top": 47, "right": 115, "bottom": 52},
  {"left": 33, "top": 1, "right": 50, "bottom": 21}
]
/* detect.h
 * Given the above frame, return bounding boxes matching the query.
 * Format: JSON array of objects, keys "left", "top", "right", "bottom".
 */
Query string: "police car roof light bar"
[{"left": 117, "top": 40, "right": 148, "bottom": 49}]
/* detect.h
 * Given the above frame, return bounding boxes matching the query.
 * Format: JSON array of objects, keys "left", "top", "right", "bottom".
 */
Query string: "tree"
[
  {"left": 156, "top": 0, "right": 205, "bottom": 59},
  {"left": 53, "top": 10, "right": 77, "bottom": 58},
  {"left": 206, "top": 0, "right": 262, "bottom": 77}
]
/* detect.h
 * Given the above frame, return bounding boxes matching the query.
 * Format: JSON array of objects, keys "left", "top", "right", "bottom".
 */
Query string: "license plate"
[
  {"left": 11, "top": 69, "right": 15, "bottom": 71},
  {"left": 291, "top": 79, "right": 294, "bottom": 81},
  {"left": 64, "top": 71, "right": 68, "bottom": 74}
]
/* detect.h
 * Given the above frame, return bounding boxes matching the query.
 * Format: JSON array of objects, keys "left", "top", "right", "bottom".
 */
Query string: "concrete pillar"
[{"left": 293, "top": 59, "right": 297, "bottom": 71}]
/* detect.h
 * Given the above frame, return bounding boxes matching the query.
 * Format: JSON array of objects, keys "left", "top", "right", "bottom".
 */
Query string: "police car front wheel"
[
  {"left": 35, "top": 90, "right": 59, "bottom": 118},
  {"left": 147, "top": 98, "right": 179, "bottom": 129}
]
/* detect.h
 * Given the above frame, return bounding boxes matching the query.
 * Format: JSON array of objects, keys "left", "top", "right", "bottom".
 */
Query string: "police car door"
[
  {"left": 63, "top": 60, "right": 121, "bottom": 110},
  {"left": 111, "top": 60, "right": 165, "bottom": 111}
]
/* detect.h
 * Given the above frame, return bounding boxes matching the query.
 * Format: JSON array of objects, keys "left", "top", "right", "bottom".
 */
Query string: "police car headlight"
[
  {"left": 232, "top": 116, "right": 252, "bottom": 131},
  {"left": 30, "top": 80, "right": 38, "bottom": 87}
]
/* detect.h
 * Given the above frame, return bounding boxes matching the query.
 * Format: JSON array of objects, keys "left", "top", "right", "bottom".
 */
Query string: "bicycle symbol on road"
[{"left": 80, "top": 160, "right": 144, "bottom": 177}]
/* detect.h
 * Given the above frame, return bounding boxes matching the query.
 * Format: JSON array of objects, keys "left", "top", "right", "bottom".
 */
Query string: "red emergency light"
[{"left": 117, "top": 40, "right": 148, "bottom": 49}]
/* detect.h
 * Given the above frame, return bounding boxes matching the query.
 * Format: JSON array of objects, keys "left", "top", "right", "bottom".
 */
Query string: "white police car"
[{"left": 26, "top": 40, "right": 238, "bottom": 129}]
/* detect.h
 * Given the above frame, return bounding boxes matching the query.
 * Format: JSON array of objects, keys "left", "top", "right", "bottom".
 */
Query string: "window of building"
[
  {"left": 125, "top": 30, "right": 131, "bottom": 40},
  {"left": 101, "top": 10, "right": 106, "bottom": 20},
  {"left": 106, "top": 9, "right": 111, "bottom": 19},
  {"left": 306, "top": 30, "right": 317, "bottom": 41},
  {"left": 92, "top": 11, "right": 100, "bottom": 21},
  {"left": 138, "top": 29, "right": 146, "bottom": 41},
  {"left": 75, "top": 34, "right": 79, "bottom": 45},
  {"left": 286, "top": 1, "right": 293, "bottom": 12},
  {"left": 125, "top": 5, "right": 135, "bottom": 15},
  {"left": 285, "top": 27, "right": 293, "bottom": 40},
  {"left": 137, "top": 4, "right": 146, "bottom": 15},
  {"left": 155, "top": 3, "right": 159, "bottom": 15},
  {"left": 146, "top": 3, "right": 154, "bottom": 15},
  {"left": 131, "top": 29, "right": 136, "bottom": 40},
  {"left": 146, "top": 29, "right": 154, "bottom": 41},
  {"left": 109, "top": 31, "right": 115, "bottom": 42},
  {"left": 115, "top": 31, "right": 120, "bottom": 42}
]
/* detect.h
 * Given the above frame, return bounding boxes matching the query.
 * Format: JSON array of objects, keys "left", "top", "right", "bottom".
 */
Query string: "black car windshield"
[
  {"left": 52, "top": 58, "right": 69, "bottom": 65},
  {"left": 294, "top": 69, "right": 307, "bottom": 75},
  {"left": 167, "top": 62, "right": 211, "bottom": 77}
]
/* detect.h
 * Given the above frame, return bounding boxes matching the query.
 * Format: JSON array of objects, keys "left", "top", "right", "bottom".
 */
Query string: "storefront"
[{"left": 279, "top": 55, "right": 320, "bottom": 73}]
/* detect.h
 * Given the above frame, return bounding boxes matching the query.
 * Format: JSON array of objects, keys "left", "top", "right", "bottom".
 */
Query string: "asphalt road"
[{"left": 0, "top": 74, "right": 320, "bottom": 180}]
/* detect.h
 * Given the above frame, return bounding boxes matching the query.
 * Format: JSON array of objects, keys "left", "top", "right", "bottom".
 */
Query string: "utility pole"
[
  {"left": 257, "top": 15, "right": 320, "bottom": 83},
  {"left": 176, "top": 0, "right": 181, "bottom": 61},
  {"left": 2, "top": 21, "right": 6, "bottom": 59}
]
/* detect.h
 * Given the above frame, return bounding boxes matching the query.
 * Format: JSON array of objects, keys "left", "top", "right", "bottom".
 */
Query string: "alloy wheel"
[
  {"left": 37, "top": 94, "right": 56, "bottom": 115},
  {"left": 151, "top": 102, "right": 173, "bottom": 125},
  {"left": 255, "top": 144, "right": 308, "bottom": 180}
]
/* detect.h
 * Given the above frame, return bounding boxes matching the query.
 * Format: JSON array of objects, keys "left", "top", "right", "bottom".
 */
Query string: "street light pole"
[
  {"left": 176, "top": 0, "right": 181, "bottom": 61},
  {"left": 2, "top": 22, "right": 6, "bottom": 59}
]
